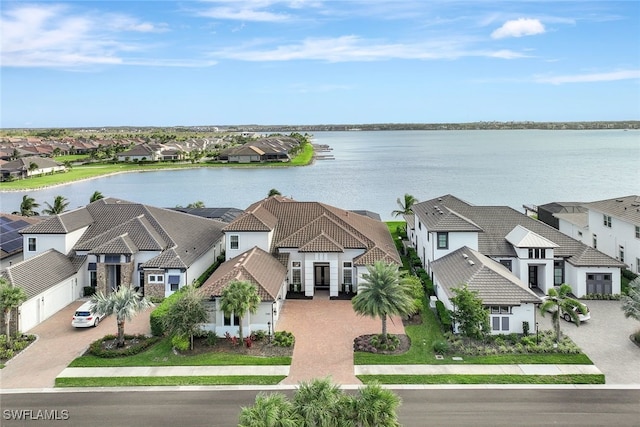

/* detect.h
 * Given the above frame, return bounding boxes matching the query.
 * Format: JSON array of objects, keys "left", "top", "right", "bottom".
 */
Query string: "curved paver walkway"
[{"left": 277, "top": 291, "right": 405, "bottom": 385}]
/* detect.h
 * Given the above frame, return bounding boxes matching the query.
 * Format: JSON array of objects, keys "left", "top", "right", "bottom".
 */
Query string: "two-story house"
[
  {"left": 2, "top": 198, "right": 226, "bottom": 332},
  {"left": 409, "top": 195, "right": 625, "bottom": 334}
]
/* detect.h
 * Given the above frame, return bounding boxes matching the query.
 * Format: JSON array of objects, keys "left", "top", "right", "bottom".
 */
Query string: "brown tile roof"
[
  {"left": 198, "top": 247, "right": 286, "bottom": 301},
  {"left": 3, "top": 250, "right": 80, "bottom": 299},
  {"left": 227, "top": 196, "right": 400, "bottom": 265}
]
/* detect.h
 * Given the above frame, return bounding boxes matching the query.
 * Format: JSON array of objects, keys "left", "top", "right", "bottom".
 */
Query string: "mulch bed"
[
  {"left": 177, "top": 336, "right": 294, "bottom": 358},
  {"left": 354, "top": 334, "right": 411, "bottom": 355}
]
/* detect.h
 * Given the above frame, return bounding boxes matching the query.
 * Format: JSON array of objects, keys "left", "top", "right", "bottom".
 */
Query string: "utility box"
[{"left": 429, "top": 295, "right": 438, "bottom": 308}]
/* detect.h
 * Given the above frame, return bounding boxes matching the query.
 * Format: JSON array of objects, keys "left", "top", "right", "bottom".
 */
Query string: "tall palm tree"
[
  {"left": 292, "top": 378, "right": 345, "bottom": 426},
  {"left": 186, "top": 200, "right": 205, "bottom": 208},
  {"left": 539, "top": 283, "right": 585, "bottom": 343},
  {"left": 239, "top": 392, "right": 302, "bottom": 427},
  {"left": 391, "top": 193, "right": 417, "bottom": 217},
  {"left": 0, "top": 278, "right": 28, "bottom": 344},
  {"left": 13, "top": 195, "right": 40, "bottom": 216},
  {"left": 268, "top": 188, "right": 282, "bottom": 197},
  {"left": 220, "top": 280, "right": 261, "bottom": 342},
  {"left": 42, "top": 195, "right": 70, "bottom": 215},
  {"left": 89, "top": 190, "right": 104, "bottom": 203},
  {"left": 352, "top": 261, "right": 416, "bottom": 343},
  {"left": 90, "top": 286, "right": 152, "bottom": 347}
]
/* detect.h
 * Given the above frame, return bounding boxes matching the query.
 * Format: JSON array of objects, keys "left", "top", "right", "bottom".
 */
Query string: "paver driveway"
[
  {"left": 277, "top": 291, "right": 405, "bottom": 385},
  {"left": 537, "top": 299, "right": 640, "bottom": 384},
  {"left": 0, "top": 299, "right": 151, "bottom": 389}
]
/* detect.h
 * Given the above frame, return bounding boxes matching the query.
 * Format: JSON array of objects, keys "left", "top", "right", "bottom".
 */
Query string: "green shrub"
[
  {"left": 171, "top": 335, "right": 190, "bottom": 351},
  {"left": 149, "top": 291, "right": 183, "bottom": 336},
  {"left": 205, "top": 331, "right": 218, "bottom": 346},
  {"left": 369, "top": 334, "right": 400, "bottom": 351},
  {"left": 622, "top": 269, "right": 638, "bottom": 281},
  {"left": 433, "top": 340, "right": 450, "bottom": 354},
  {"left": 83, "top": 286, "right": 96, "bottom": 297},
  {"left": 252, "top": 330, "right": 267, "bottom": 341},
  {"left": 273, "top": 331, "right": 295, "bottom": 347}
]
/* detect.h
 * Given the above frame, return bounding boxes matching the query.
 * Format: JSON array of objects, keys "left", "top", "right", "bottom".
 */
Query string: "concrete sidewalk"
[{"left": 55, "top": 363, "right": 602, "bottom": 381}]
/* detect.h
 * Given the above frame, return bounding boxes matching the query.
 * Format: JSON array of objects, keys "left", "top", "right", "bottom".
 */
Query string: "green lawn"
[
  {"left": 56, "top": 375, "right": 286, "bottom": 387},
  {"left": 69, "top": 337, "right": 292, "bottom": 367},
  {"left": 358, "top": 374, "right": 604, "bottom": 385},
  {"left": 0, "top": 144, "right": 315, "bottom": 191}
]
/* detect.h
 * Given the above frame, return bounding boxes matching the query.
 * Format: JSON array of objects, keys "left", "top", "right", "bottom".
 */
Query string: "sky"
[{"left": 1, "top": 1, "right": 639, "bottom": 128}]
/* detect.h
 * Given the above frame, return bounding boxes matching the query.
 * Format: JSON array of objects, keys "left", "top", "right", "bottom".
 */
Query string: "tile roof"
[
  {"left": 415, "top": 195, "right": 625, "bottom": 268},
  {"left": 3, "top": 250, "right": 80, "bottom": 299},
  {"left": 412, "top": 194, "right": 482, "bottom": 232},
  {"left": 432, "top": 247, "right": 541, "bottom": 306},
  {"left": 0, "top": 214, "right": 43, "bottom": 258},
  {"left": 169, "top": 207, "right": 244, "bottom": 223},
  {"left": 20, "top": 207, "right": 94, "bottom": 234},
  {"left": 0, "top": 156, "right": 63, "bottom": 172},
  {"left": 227, "top": 196, "right": 400, "bottom": 266},
  {"left": 198, "top": 247, "right": 287, "bottom": 301},
  {"left": 88, "top": 234, "right": 138, "bottom": 255},
  {"left": 583, "top": 195, "right": 640, "bottom": 225}
]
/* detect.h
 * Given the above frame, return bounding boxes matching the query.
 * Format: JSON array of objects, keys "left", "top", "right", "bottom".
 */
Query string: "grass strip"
[
  {"left": 69, "top": 338, "right": 291, "bottom": 367},
  {"left": 55, "top": 375, "right": 286, "bottom": 387},
  {"left": 358, "top": 374, "right": 605, "bottom": 385}
]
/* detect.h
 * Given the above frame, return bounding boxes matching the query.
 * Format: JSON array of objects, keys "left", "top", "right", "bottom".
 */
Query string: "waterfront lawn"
[
  {"left": 69, "top": 337, "right": 292, "bottom": 367},
  {"left": 55, "top": 375, "right": 287, "bottom": 387}
]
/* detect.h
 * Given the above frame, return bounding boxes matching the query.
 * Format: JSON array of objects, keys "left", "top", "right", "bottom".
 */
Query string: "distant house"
[
  {"left": 197, "top": 196, "right": 399, "bottom": 337},
  {"left": 3, "top": 198, "right": 226, "bottom": 332},
  {"left": 116, "top": 143, "right": 162, "bottom": 161},
  {"left": 0, "top": 156, "right": 66, "bottom": 181},
  {"left": 219, "top": 136, "right": 300, "bottom": 163},
  {"left": 539, "top": 196, "right": 640, "bottom": 275},
  {"left": 409, "top": 195, "right": 625, "bottom": 301}
]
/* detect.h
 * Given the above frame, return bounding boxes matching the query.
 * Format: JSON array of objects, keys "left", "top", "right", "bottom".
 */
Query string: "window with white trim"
[
  {"left": 343, "top": 262, "right": 352, "bottom": 285},
  {"left": 291, "top": 261, "right": 301, "bottom": 290},
  {"left": 603, "top": 214, "right": 612, "bottom": 228},
  {"left": 230, "top": 235, "right": 239, "bottom": 249},
  {"left": 491, "top": 316, "right": 510, "bottom": 332},
  {"left": 636, "top": 226, "right": 640, "bottom": 239},
  {"left": 437, "top": 232, "right": 448, "bottom": 249},
  {"left": 528, "top": 248, "right": 544, "bottom": 259},
  {"left": 27, "top": 237, "right": 36, "bottom": 252},
  {"left": 619, "top": 246, "right": 625, "bottom": 263},
  {"left": 637, "top": 258, "right": 640, "bottom": 274},
  {"left": 224, "top": 312, "right": 240, "bottom": 326},
  {"left": 148, "top": 275, "right": 164, "bottom": 283},
  {"left": 593, "top": 234, "right": 597, "bottom": 249}
]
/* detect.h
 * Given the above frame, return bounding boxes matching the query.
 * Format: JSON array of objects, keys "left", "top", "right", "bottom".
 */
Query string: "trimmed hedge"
[
  {"left": 435, "top": 300, "right": 452, "bottom": 331},
  {"left": 149, "top": 291, "right": 183, "bottom": 336},
  {"left": 88, "top": 334, "right": 161, "bottom": 358}
]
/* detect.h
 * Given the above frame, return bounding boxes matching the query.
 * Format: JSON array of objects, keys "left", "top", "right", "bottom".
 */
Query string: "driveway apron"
[
  {"left": 0, "top": 299, "right": 151, "bottom": 389},
  {"left": 277, "top": 291, "right": 405, "bottom": 385}
]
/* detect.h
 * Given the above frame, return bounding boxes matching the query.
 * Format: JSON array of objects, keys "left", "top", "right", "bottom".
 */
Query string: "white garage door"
[{"left": 20, "top": 278, "right": 79, "bottom": 332}]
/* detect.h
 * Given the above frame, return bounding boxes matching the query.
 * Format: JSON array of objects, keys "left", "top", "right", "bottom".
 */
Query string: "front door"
[
  {"left": 528, "top": 265, "right": 538, "bottom": 288},
  {"left": 314, "top": 263, "right": 330, "bottom": 289}
]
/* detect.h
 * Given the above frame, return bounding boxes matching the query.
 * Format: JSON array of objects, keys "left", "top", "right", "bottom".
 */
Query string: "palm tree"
[
  {"left": 539, "top": 283, "right": 585, "bottom": 343},
  {"left": 27, "top": 162, "right": 39, "bottom": 177},
  {"left": 0, "top": 277, "right": 28, "bottom": 344},
  {"left": 239, "top": 392, "right": 302, "bottom": 427},
  {"left": 268, "top": 188, "right": 282, "bottom": 197},
  {"left": 220, "top": 280, "right": 261, "bottom": 342},
  {"left": 42, "top": 195, "right": 70, "bottom": 215},
  {"left": 90, "top": 286, "right": 152, "bottom": 348},
  {"left": 13, "top": 195, "right": 40, "bottom": 216},
  {"left": 351, "top": 382, "right": 402, "bottom": 427},
  {"left": 292, "top": 377, "right": 345, "bottom": 426},
  {"left": 351, "top": 261, "right": 416, "bottom": 343},
  {"left": 90, "top": 191, "right": 104, "bottom": 203},
  {"left": 621, "top": 277, "right": 640, "bottom": 323},
  {"left": 391, "top": 193, "right": 417, "bottom": 217},
  {"left": 186, "top": 200, "right": 205, "bottom": 208}
]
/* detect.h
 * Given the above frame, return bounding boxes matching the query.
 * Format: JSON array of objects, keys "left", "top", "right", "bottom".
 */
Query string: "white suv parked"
[{"left": 71, "top": 301, "right": 105, "bottom": 328}]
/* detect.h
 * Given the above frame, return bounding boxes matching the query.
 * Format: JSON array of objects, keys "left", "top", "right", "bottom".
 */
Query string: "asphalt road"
[{"left": 2, "top": 387, "right": 639, "bottom": 427}]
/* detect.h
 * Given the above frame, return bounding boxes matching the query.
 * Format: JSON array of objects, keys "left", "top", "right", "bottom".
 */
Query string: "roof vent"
[
  {"left": 468, "top": 260, "right": 475, "bottom": 266},
  {"left": 462, "top": 253, "right": 468, "bottom": 259}
]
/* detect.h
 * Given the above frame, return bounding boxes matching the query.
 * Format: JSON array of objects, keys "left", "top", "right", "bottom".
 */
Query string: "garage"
[
  {"left": 586, "top": 272, "right": 613, "bottom": 294},
  {"left": 19, "top": 277, "right": 81, "bottom": 332}
]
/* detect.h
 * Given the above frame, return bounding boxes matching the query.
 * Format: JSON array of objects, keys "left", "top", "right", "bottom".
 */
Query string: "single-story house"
[
  {"left": 0, "top": 156, "right": 66, "bottom": 181},
  {"left": 196, "top": 195, "right": 400, "bottom": 336}
]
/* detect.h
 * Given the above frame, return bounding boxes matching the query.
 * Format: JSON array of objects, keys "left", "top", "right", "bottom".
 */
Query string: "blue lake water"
[{"left": 1, "top": 130, "right": 638, "bottom": 220}]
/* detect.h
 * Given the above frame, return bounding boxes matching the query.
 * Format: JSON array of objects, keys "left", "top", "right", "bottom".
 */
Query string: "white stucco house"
[
  {"left": 537, "top": 196, "right": 640, "bottom": 275},
  {"left": 409, "top": 195, "right": 625, "bottom": 306},
  {"left": 197, "top": 195, "right": 400, "bottom": 337},
  {"left": 2, "top": 198, "right": 226, "bottom": 332}
]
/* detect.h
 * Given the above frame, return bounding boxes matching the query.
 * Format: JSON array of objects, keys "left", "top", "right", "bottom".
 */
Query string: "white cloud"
[
  {"left": 535, "top": 70, "right": 640, "bottom": 84},
  {"left": 491, "top": 18, "right": 545, "bottom": 39},
  {"left": 0, "top": 4, "right": 193, "bottom": 68},
  {"left": 208, "top": 35, "right": 525, "bottom": 62}
]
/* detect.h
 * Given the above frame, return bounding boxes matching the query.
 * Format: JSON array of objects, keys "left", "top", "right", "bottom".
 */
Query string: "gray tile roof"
[
  {"left": 584, "top": 195, "right": 640, "bottom": 225},
  {"left": 432, "top": 247, "right": 541, "bottom": 306},
  {"left": 169, "top": 207, "right": 244, "bottom": 223},
  {"left": 0, "top": 156, "right": 63, "bottom": 172},
  {"left": 20, "top": 207, "right": 93, "bottom": 234},
  {"left": 412, "top": 194, "right": 483, "bottom": 232},
  {"left": 415, "top": 195, "right": 625, "bottom": 268},
  {"left": 198, "top": 247, "right": 287, "bottom": 301},
  {"left": 3, "top": 249, "right": 80, "bottom": 299},
  {"left": 88, "top": 234, "right": 138, "bottom": 255}
]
